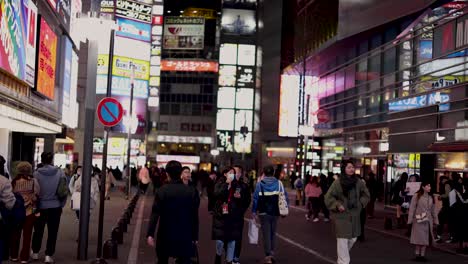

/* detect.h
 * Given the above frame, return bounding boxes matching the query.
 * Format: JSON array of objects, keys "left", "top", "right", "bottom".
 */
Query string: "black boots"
[{"left": 215, "top": 255, "right": 221, "bottom": 264}]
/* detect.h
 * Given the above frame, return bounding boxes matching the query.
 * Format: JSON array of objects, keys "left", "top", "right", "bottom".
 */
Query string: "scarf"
[{"left": 340, "top": 174, "right": 358, "bottom": 209}]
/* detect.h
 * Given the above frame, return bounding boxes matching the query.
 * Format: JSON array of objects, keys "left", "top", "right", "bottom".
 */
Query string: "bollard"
[
  {"left": 103, "top": 239, "right": 118, "bottom": 259},
  {"left": 111, "top": 227, "right": 124, "bottom": 244},
  {"left": 119, "top": 218, "right": 127, "bottom": 233}
]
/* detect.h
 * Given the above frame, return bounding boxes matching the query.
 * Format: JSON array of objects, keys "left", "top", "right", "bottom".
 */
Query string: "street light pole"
[
  {"left": 126, "top": 65, "right": 135, "bottom": 199},
  {"left": 92, "top": 29, "right": 115, "bottom": 264}
]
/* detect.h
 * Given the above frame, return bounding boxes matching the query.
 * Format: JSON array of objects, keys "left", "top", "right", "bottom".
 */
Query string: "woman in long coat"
[
  {"left": 212, "top": 167, "right": 244, "bottom": 264},
  {"left": 325, "top": 160, "right": 370, "bottom": 264},
  {"left": 408, "top": 181, "right": 438, "bottom": 262}
]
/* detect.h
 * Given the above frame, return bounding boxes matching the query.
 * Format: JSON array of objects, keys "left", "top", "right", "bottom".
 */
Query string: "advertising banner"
[
  {"left": 112, "top": 56, "right": 150, "bottom": 80},
  {"left": 25, "top": 0, "right": 38, "bottom": 87},
  {"left": 223, "top": 0, "right": 256, "bottom": 9},
  {"left": 221, "top": 9, "right": 256, "bottom": 35},
  {"left": 116, "top": 17, "right": 151, "bottom": 42},
  {"left": 278, "top": 75, "right": 300, "bottom": 137},
  {"left": 97, "top": 54, "right": 109, "bottom": 75},
  {"left": 0, "top": 0, "right": 27, "bottom": 80},
  {"left": 116, "top": 0, "right": 151, "bottom": 24},
  {"left": 163, "top": 17, "right": 205, "bottom": 50},
  {"left": 96, "top": 75, "right": 148, "bottom": 98},
  {"left": 61, "top": 36, "right": 72, "bottom": 112},
  {"left": 236, "top": 66, "right": 254, "bottom": 87},
  {"left": 57, "top": 0, "right": 71, "bottom": 31},
  {"left": 36, "top": 18, "right": 57, "bottom": 100},
  {"left": 161, "top": 60, "right": 218, "bottom": 72},
  {"left": 100, "top": 0, "right": 114, "bottom": 16}
]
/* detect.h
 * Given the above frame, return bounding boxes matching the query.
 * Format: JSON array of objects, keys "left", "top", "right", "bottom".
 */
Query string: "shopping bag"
[
  {"left": 71, "top": 192, "right": 81, "bottom": 211},
  {"left": 248, "top": 219, "right": 259, "bottom": 245}
]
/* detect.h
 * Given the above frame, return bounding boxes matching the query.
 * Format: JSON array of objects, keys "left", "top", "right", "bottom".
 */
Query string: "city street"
[{"left": 73, "top": 191, "right": 466, "bottom": 264}]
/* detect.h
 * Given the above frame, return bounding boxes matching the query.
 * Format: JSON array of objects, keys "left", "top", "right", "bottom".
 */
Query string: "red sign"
[
  {"left": 316, "top": 109, "right": 330, "bottom": 124},
  {"left": 97, "top": 98, "right": 124, "bottom": 127},
  {"left": 153, "top": 15, "right": 163, "bottom": 25},
  {"left": 161, "top": 60, "right": 219, "bottom": 72},
  {"left": 36, "top": 18, "right": 57, "bottom": 100}
]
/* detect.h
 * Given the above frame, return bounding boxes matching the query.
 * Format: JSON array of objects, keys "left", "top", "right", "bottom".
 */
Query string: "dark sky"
[{"left": 164, "top": 0, "right": 221, "bottom": 12}]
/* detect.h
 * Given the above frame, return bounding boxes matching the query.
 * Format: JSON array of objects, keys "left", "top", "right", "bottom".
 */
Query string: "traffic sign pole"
[{"left": 92, "top": 29, "right": 115, "bottom": 264}]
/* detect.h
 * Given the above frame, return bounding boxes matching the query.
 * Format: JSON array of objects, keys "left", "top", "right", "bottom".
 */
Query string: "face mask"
[{"left": 228, "top": 173, "right": 235, "bottom": 181}]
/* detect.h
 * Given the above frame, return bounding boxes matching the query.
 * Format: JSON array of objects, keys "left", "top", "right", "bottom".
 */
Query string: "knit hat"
[{"left": 16, "top": 162, "right": 33, "bottom": 176}]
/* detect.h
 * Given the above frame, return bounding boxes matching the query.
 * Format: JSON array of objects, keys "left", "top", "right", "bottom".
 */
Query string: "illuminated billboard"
[
  {"left": 223, "top": 0, "right": 256, "bottom": 9},
  {"left": 221, "top": 8, "right": 256, "bottom": 35},
  {"left": 237, "top": 45, "right": 256, "bottom": 66},
  {"left": 36, "top": 18, "right": 58, "bottom": 100},
  {"left": 161, "top": 60, "right": 218, "bottom": 72},
  {"left": 278, "top": 75, "right": 300, "bottom": 137},
  {"left": 220, "top": 43, "right": 238, "bottom": 64},
  {"left": 163, "top": 17, "right": 205, "bottom": 50}
]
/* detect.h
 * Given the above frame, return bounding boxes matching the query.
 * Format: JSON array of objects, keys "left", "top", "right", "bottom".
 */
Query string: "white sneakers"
[
  {"left": 30, "top": 252, "right": 54, "bottom": 263},
  {"left": 313, "top": 218, "right": 320, "bottom": 222},
  {"left": 45, "top": 255, "right": 54, "bottom": 263}
]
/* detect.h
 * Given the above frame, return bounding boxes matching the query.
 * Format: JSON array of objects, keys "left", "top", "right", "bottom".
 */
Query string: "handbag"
[
  {"left": 71, "top": 192, "right": 81, "bottom": 211},
  {"left": 248, "top": 219, "right": 259, "bottom": 244},
  {"left": 278, "top": 181, "right": 289, "bottom": 217}
]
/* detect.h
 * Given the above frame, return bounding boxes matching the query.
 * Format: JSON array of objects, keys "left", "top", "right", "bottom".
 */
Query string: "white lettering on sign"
[{"left": 119, "top": 22, "right": 150, "bottom": 37}]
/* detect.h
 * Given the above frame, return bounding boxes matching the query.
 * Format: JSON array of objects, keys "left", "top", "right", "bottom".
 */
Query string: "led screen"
[
  {"left": 278, "top": 75, "right": 300, "bottom": 137},
  {"left": 218, "top": 87, "right": 236, "bottom": 108},
  {"left": 235, "top": 109, "right": 253, "bottom": 131},
  {"left": 216, "top": 109, "right": 235, "bottom": 130},
  {"left": 220, "top": 43, "right": 238, "bottom": 65},
  {"left": 235, "top": 88, "right": 254, "bottom": 109},
  {"left": 221, "top": 8, "right": 256, "bottom": 35},
  {"left": 237, "top": 44, "right": 256, "bottom": 66}
]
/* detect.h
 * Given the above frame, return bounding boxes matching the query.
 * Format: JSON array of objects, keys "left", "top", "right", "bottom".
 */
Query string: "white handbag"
[
  {"left": 71, "top": 192, "right": 81, "bottom": 211},
  {"left": 248, "top": 219, "right": 259, "bottom": 244},
  {"left": 278, "top": 181, "right": 289, "bottom": 216}
]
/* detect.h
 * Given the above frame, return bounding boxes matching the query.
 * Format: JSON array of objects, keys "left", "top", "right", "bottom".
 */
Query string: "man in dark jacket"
[
  {"left": 31, "top": 152, "right": 66, "bottom": 263},
  {"left": 147, "top": 161, "right": 200, "bottom": 264},
  {"left": 232, "top": 165, "right": 251, "bottom": 264}
]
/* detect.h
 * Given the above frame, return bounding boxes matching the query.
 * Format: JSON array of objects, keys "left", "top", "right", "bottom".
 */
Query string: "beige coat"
[{"left": 408, "top": 193, "right": 438, "bottom": 246}]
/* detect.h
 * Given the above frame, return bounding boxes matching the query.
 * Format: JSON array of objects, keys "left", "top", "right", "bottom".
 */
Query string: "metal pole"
[
  {"left": 78, "top": 39, "right": 99, "bottom": 260},
  {"left": 92, "top": 29, "right": 114, "bottom": 264},
  {"left": 126, "top": 65, "right": 135, "bottom": 199}
]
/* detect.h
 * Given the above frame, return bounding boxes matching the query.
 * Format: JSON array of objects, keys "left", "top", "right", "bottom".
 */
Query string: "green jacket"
[{"left": 325, "top": 178, "right": 370, "bottom": 239}]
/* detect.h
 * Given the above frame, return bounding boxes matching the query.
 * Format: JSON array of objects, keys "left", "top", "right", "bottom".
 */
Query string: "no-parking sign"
[{"left": 97, "top": 97, "right": 124, "bottom": 127}]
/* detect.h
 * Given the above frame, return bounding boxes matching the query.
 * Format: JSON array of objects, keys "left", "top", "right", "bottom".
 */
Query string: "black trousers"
[
  {"left": 234, "top": 221, "right": 245, "bottom": 261},
  {"left": 32, "top": 208, "right": 62, "bottom": 256},
  {"left": 359, "top": 208, "right": 367, "bottom": 240}
]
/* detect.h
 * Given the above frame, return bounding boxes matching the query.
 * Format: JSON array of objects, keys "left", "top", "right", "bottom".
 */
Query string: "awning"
[
  {"left": 428, "top": 141, "right": 468, "bottom": 152},
  {"left": 0, "top": 104, "right": 61, "bottom": 134}
]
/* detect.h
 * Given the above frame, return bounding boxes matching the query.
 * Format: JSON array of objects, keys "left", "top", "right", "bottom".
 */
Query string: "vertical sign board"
[
  {"left": 25, "top": 0, "right": 38, "bottom": 87},
  {"left": 148, "top": 0, "right": 163, "bottom": 109},
  {"left": 36, "top": 18, "right": 58, "bottom": 100},
  {"left": 61, "top": 36, "right": 73, "bottom": 126}
]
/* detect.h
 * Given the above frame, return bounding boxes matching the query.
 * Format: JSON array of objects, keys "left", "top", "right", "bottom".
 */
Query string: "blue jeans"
[
  {"left": 216, "top": 240, "right": 235, "bottom": 262},
  {"left": 260, "top": 215, "right": 279, "bottom": 257}
]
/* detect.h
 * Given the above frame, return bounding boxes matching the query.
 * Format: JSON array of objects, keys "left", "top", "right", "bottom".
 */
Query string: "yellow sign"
[
  {"left": 183, "top": 8, "right": 217, "bottom": 19},
  {"left": 108, "top": 138, "right": 126, "bottom": 156},
  {"left": 97, "top": 54, "right": 109, "bottom": 75},
  {"left": 112, "top": 56, "right": 150, "bottom": 80}
]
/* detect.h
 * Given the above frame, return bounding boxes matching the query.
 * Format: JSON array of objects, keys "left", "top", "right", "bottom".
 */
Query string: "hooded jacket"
[
  {"left": 252, "top": 176, "right": 289, "bottom": 216},
  {"left": 34, "top": 165, "right": 66, "bottom": 209}
]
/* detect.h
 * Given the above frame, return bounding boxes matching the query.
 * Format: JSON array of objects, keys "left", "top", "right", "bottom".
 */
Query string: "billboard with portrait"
[
  {"left": 163, "top": 17, "right": 205, "bottom": 50},
  {"left": 221, "top": 9, "right": 256, "bottom": 35},
  {"left": 36, "top": 18, "right": 57, "bottom": 100},
  {"left": 223, "top": 0, "right": 256, "bottom": 9}
]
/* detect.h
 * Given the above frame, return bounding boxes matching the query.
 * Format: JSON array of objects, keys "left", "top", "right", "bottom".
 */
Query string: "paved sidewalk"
[{"left": 26, "top": 184, "right": 141, "bottom": 264}]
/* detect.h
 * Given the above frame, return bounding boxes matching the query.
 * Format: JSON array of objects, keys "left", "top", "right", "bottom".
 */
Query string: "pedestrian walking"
[
  {"left": 305, "top": 176, "right": 322, "bottom": 222},
  {"left": 232, "top": 165, "right": 251, "bottom": 264},
  {"left": 105, "top": 168, "right": 116, "bottom": 200},
  {"left": 181, "top": 166, "right": 192, "bottom": 186},
  {"left": 407, "top": 181, "right": 438, "bottom": 262},
  {"left": 436, "top": 175, "right": 452, "bottom": 242},
  {"left": 451, "top": 178, "right": 468, "bottom": 254},
  {"left": 391, "top": 172, "right": 409, "bottom": 228},
  {"left": 320, "top": 174, "right": 331, "bottom": 222},
  {"left": 252, "top": 165, "right": 289, "bottom": 264},
  {"left": 138, "top": 165, "right": 150, "bottom": 194},
  {"left": 365, "top": 172, "right": 378, "bottom": 218},
  {"left": 207, "top": 172, "right": 218, "bottom": 213},
  {"left": 0, "top": 166, "right": 16, "bottom": 263},
  {"left": 146, "top": 161, "right": 200, "bottom": 264},
  {"left": 325, "top": 159, "right": 370, "bottom": 264},
  {"left": 9, "top": 162, "right": 40, "bottom": 263},
  {"left": 294, "top": 177, "right": 304, "bottom": 206},
  {"left": 211, "top": 167, "right": 245, "bottom": 264},
  {"left": 69, "top": 166, "right": 100, "bottom": 220},
  {"left": 31, "top": 152, "right": 67, "bottom": 263}
]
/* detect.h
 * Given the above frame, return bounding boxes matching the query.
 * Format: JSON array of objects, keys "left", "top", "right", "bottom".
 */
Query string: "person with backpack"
[
  {"left": 31, "top": 152, "right": 67, "bottom": 264},
  {"left": 252, "top": 165, "right": 289, "bottom": 264},
  {"left": 294, "top": 177, "right": 304, "bottom": 206},
  {"left": 407, "top": 181, "right": 438, "bottom": 262},
  {"left": 9, "top": 162, "right": 40, "bottom": 263},
  {"left": 325, "top": 159, "right": 369, "bottom": 264},
  {"left": 0, "top": 166, "right": 16, "bottom": 263}
]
